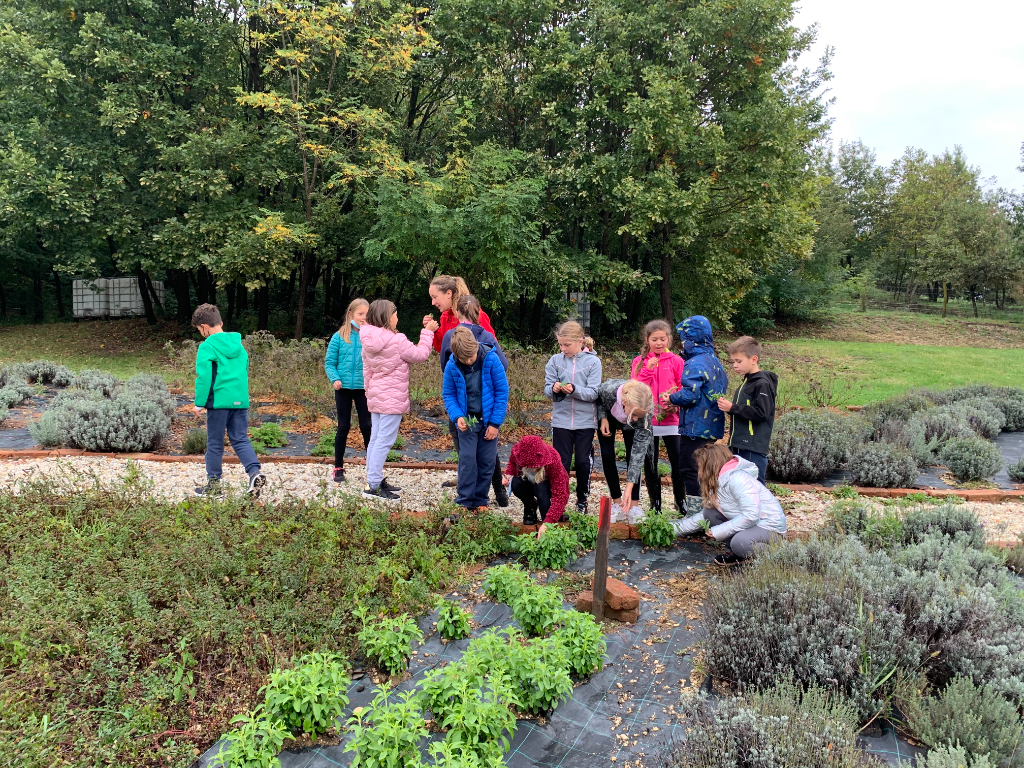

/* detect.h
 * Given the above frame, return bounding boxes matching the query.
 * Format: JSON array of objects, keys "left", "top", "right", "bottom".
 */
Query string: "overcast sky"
[{"left": 794, "top": 0, "right": 1024, "bottom": 192}]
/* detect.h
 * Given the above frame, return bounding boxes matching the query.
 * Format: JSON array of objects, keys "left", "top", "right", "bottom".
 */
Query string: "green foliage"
[
  {"left": 309, "top": 431, "right": 334, "bottom": 457},
  {"left": 1008, "top": 455, "right": 1024, "bottom": 484},
  {"left": 657, "top": 460, "right": 671, "bottom": 477},
  {"left": 210, "top": 709, "right": 290, "bottom": 768},
  {"left": 848, "top": 443, "right": 918, "bottom": 488},
  {"left": 940, "top": 402, "right": 1004, "bottom": 441},
  {"left": 345, "top": 687, "right": 427, "bottom": 768},
  {"left": 386, "top": 450, "right": 403, "bottom": 463},
  {"left": 434, "top": 683, "right": 514, "bottom": 762},
  {"left": 832, "top": 484, "right": 860, "bottom": 499},
  {"left": 516, "top": 526, "right": 580, "bottom": 570},
  {"left": 902, "top": 504, "right": 985, "bottom": 548},
  {"left": 637, "top": 509, "right": 677, "bottom": 548},
  {"left": 615, "top": 441, "right": 626, "bottom": 461},
  {"left": 553, "top": 611, "right": 606, "bottom": 678},
  {"left": 52, "top": 391, "right": 170, "bottom": 451},
  {"left": 249, "top": 423, "right": 289, "bottom": 454},
  {"left": 446, "top": 451, "right": 459, "bottom": 464},
  {"left": 566, "top": 510, "right": 597, "bottom": 550},
  {"left": 28, "top": 410, "right": 61, "bottom": 447},
  {"left": 482, "top": 564, "right": 532, "bottom": 605},
  {"left": 510, "top": 584, "right": 564, "bottom": 637},
  {"left": 393, "top": 435, "right": 406, "bottom": 449},
  {"left": 507, "top": 637, "right": 574, "bottom": 715},
  {"left": 436, "top": 600, "right": 472, "bottom": 642},
  {"left": 768, "top": 482, "right": 794, "bottom": 497},
  {"left": 357, "top": 614, "right": 423, "bottom": 676},
  {"left": 262, "top": 652, "right": 349, "bottom": 739},
  {"left": 939, "top": 436, "right": 1004, "bottom": 482},
  {"left": 768, "top": 409, "right": 864, "bottom": 483},
  {"left": 182, "top": 429, "right": 208, "bottom": 455},
  {"left": 905, "top": 676, "right": 1023, "bottom": 766},
  {"left": 71, "top": 369, "right": 120, "bottom": 397},
  {"left": 825, "top": 501, "right": 904, "bottom": 550},
  {"left": 917, "top": 745, "right": 997, "bottom": 768},
  {"left": 0, "top": 381, "right": 35, "bottom": 408}
]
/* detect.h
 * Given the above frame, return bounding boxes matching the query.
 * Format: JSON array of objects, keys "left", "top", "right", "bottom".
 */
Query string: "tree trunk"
[
  {"left": 52, "top": 269, "right": 64, "bottom": 318},
  {"left": 239, "top": 282, "right": 249, "bottom": 312},
  {"left": 226, "top": 281, "right": 236, "bottom": 321},
  {"left": 135, "top": 267, "right": 157, "bottom": 325},
  {"left": 142, "top": 272, "right": 163, "bottom": 314},
  {"left": 32, "top": 268, "right": 44, "bottom": 322},
  {"left": 970, "top": 285, "right": 978, "bottom": 318},
  {"left": 167, "top": 268, "right": 192, "bottom": 324},
  {"left": 942, "top": 282, "right": 948, "bottom": 318},
  {"left": 529, "top": 291, "right": 545, "bottom": 340},
  {"left": 196, "top": 266, "right": 212, "bottom": 306},
  {"left": 294, "top": 252, "right": 316, "bottom": 341},
  {"left": 258, "top": 285, "right": 269, "bottom": 331},
  {"left": 0, "top": 281, "right": 7, "bottom": 318},
  {"left": 660, "top": 250, "right": 673, "bottom": 324}
]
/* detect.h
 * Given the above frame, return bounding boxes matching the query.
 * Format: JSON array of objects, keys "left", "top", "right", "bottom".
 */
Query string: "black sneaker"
[
  {"left": 523, "top": 507, "right": 539, "bottom": 526},
  {"left": 332, "top": 467, "right": 345, "bottom": 483},
  {"left": 575, "top": 500, "right": 588, "bottom": 515},
  {"left": 248, "top": 472, "right": 267, "bottom": 499},
  {"left": 194, "top": 479, "right": 223, "bottom": 498},
  {"left": 713, "top": 552, "right": 743, "bottom": 566},
  {"left": 441, "top": 479, "right": 457, "bottom": 488},
  {"left": 381, "top": 477, "right": 402, "bottom": 494},
  {"left": 363, "top": 484, "right": 400, "bottom": 501},
  {"left": 494, "top": 484, "right": 510, "bottom": 508}
]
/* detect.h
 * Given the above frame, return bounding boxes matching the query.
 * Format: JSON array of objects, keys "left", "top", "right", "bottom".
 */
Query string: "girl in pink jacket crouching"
[{"left": 359, "top": 299, "right": 438, "bottom": 499}]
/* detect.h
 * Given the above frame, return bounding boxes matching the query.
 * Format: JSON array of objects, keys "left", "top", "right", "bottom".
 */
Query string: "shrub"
[
  {"left": 345, "top": 687, "right": 427, "bottom": 768},
  {"left": 902, "top": 504, "right": 985, "bottom": 548},
  {"left": 866, "top": 393, "right": 932, "bottom": 431},
  {"left": 15, "top": 360, "right": 74, "bottom": 387},
  {"left": 436, "top": 599, "right": 472, "bottom": 642},
  {"left": 665, "top": 680, "right": 879, "bottom": 768},
  {"left": 249, "top": 423, "right": 288, "bottom": 454},
  {"left": 482, "top": 564, "right": 532, "bottom": 605},
  {"left": 386, "top": 449, "right": 403, "bottom": 463},
  {"left": 433, "top": 683, "right": 514, "bottom": 762},
  {"left": 566, "top": 509, "right": 597, "bottom": 550},
  {"left": 959, "top": 398, "right": 1007, "bottom": 436},
  {"left": 940, "top": 403, "right": 1002, "bottom": 440},
  {"left": 1009, "top": 456, "right": 1024, "bottom": 484},
  {"left": 848, "top": 443, "right": 918, "bottom": 488},
  {"left": 53, "top": 393, "right": 170, "bottom": 452},
  {"left": 906, "top": 409, "right": 975, "bottom": 466},
  {"left": 309, "top": 431, "right": 333, "bottom": 457},
  {"left": 357, "top": 614, "right": 423, "bottom": 675},
  {"left": 637, "top": 508, "right": 676, "bottom": 547},
  {"left": 768, "top": 409, "right": 864, "bottom": 483},
  {"left": 939, "top": 436, "right": 1003, "bottom": 482},
  {"left": 905, "top": 676, "right": 1023, "bottom": 766},
  {"left": 825, "top": 501, "right": 904, "bottom": 550},
  {"left": 0, "top": 382, "right": 34, "bottom": 408},
  {"left": 516, "top": 526, "right": 579, "bottom": 570},
  {"left": 510, "top": 583, "right": 564, "bottom": 637},
  {"left": 553, "top": 611, "right": 605, "bottom": 677},
  {"left": 209, "top": 708, "right": 290, "bottom": 768},
  {"left": 927, "top": 385, "right": 996, "bottom": 406},
  {"left": 28, "top": 411, "right": 62, "bottom": 447},
  {"left": 72, "top": 369, "right": 120, "bottom": 397},
  {"left": 990, "top": 387, "right": 1024, "bottom": 431},
  {"left": 510, "top": 637, "right": 573, "bottom": 714},
  {"left": 917, "top": 745, "right": 997, "bottom": 768},
  {"left": 182, "top": 429, "right": 207, "bottom": 455},
  {"left": 122, "top": 374, "right": 177, "bottom": 418},
  {"left": 262, "top": 652, "right": 349, "bottom": 739}
]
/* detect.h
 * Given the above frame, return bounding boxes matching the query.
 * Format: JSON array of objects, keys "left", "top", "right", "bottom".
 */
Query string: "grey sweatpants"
[
  {"left": 366, "top": 413, "right": 402, "bottom": 488},
  {"left": 703, "top": 507, "right": 782, "bottom": 559}
]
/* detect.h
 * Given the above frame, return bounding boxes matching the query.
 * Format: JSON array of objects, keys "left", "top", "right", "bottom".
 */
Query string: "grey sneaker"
[
  {"left": 363, "top": 484, "right": 400, "bottom": 501},
  {"left": 248, "top": 472, "right": 267, "bottom": 499},
  {"left": 194, "top": 479, "right": 223, "bottom": 498}
]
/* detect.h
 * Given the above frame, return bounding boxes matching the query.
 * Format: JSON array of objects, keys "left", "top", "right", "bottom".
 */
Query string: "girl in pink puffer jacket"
[{"left": 359, "top": 299, "right": 438, "bottom": 499}]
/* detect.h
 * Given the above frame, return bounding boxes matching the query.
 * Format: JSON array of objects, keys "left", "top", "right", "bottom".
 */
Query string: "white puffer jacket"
[{"left": 673, "top": 456, "right": 787, "bottom": 539}]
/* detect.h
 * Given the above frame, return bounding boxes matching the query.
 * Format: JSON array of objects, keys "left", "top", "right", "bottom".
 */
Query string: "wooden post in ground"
[{"left": 592, "top": 496, "right": 611, "bottom": 621}]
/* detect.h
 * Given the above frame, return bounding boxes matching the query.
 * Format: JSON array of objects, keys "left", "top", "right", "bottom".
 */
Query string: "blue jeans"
[
  {"left": 206, "top": 408, "right": 261, "bottom": 479},
  {"left": 734, "top": 448, "right": 768, "bottom": 485},
  {"left": 456, "top": 419, "right": 499, "bottom": 508}
]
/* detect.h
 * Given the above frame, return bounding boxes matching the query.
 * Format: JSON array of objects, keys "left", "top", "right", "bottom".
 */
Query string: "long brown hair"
[
  {"left": 365, "top": 299, "right": 397, "bottom": 329},
  {"left": 339, "top": 298, "right": 369, "bottom": 343},
  {"left": 455, "top": 294, "right": 482, "bottom": 324},
  {"left": 430, "top": 275, "right": 470, "bottom": 309},
  {"left": 638, "top": 319, "right": 672, "bottom": 361},
  {"left": 696, "top": 443, "right": 736, "bottom": 509}
]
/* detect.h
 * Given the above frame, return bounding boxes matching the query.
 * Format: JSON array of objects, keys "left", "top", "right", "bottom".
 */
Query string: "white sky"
[{"left": 795, "top": 0, "right": 1024, "bottom": 192}]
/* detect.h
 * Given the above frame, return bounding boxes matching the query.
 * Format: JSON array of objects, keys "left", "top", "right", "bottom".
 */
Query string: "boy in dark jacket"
[
  {"left": 192, "top": 303, "right": 267, "bottom": 499},
  {"left": 717, "top": 336, "right": 777, "bottom": 485}
]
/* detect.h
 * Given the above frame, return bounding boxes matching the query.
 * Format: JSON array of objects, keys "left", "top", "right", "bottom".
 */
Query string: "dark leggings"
[
  {"left": 335, "top": 388, "right": 372, "bottom": 467},
  {"left": 510, "top": 476, "right": 553, "bottom": 522},
  {"left": 450, "top": 420, "right": 503, "bottom": 492},
  {"left": 552, "top": 427, "right": 594, "bottom": 504},
  {"left": 597, "top": 417, "right": 660, "bottom": 509},
  {"left": 649, "top": 435, "right": 685, "bottom": 513},
  {"left": 679, "top": 436, "right": 715, "bottom": 496}
]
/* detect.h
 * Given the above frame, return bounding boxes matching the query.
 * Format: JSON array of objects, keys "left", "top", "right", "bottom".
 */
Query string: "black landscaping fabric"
[{"left": 193, "top": 540, "right": 923, "bottom": 768}]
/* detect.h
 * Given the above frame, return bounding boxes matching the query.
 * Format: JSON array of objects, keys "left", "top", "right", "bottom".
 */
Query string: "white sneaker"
[
  {"left": 627, "top": 507, "right": 647, "bottom": 526},
  {"left": 610, "top": 502, "right": 625, "bottom": 523}
]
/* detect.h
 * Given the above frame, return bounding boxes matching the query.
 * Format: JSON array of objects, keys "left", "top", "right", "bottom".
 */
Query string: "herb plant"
[
  {"left": 566, "top": 509, "right": 597, "bottom": 550},
  {"left": 510, "top": 584, "right": 564, "bottom": 636},
  {"left": 511, "top": 637, "right": 574, "bottom": 714},
  {"left": 482, "top": 564, "right": 532, "bottom": 604},
  {"left": 436, "top": 599, "right": 472, "bottom": 641},
  {"left": 309, "top": 431, "right": 333, "bottom": 457},
  {"left": 553, "top": 611, "right": 606, "bottom": 677},
  {"left": 345, "top": 686, "right": 427, "bottom": 768},
  {"left": 435, "top": 683, "right": 514, "bottom": 761},
  {"left": 516, "top": 526, "right": 580, "bottom": 570},
  {"left": 637, "top": 509, "right": 676, "bottom": 547},
  {"left": 182, "top": 428, "right": 207, "bottom": 455},
  {"left": 358, "top": 614, "right": 423, "bottom": 675},
  {"left": 696, "top": 518, "right": 712, "bottom": 535},
  {"left": 249, "top": 422, "right": 288, "bottom": 454},
  {"left": 209, "top": 708, "right": 289, "bottom": 768},
  {"left": 386, "top": 449, "right": 403, "bottom": 463},
  {"left": 262, "top": 652, "right": 349, "bottom": 739}
]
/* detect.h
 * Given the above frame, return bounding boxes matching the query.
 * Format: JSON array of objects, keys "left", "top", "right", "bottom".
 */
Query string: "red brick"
[
  {"left": 627, "top": 525, "right": 640, "bottom": 539},
  {"left": 604, "top": 578, "right": 639, "bottom": 612},
  {"left": 609, "top": 523, "right": 631, "bottom": 540},
  {"left": 574, "top": 591, "right": 638, "bottom": 623},
  {"left": 575, "top": 590, "right": 593, "bottom": 612}
]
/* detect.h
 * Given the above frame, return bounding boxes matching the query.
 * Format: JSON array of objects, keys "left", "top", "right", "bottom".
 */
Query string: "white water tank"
[
  {"left": 72, "top": 279, "right": 109, "bottom": 318},
  {"left": 72, "top": 277, "right": 165, "bottom": 318}
]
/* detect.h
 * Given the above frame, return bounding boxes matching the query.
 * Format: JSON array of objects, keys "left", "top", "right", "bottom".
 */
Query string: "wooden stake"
[{"left": 593, "top": 496, "right": 611, "bottom": 621}]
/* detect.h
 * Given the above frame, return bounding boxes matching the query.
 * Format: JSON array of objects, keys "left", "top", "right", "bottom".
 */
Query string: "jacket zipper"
[{"left": 569, "top": 356, "right": 577, "bottom": 430}]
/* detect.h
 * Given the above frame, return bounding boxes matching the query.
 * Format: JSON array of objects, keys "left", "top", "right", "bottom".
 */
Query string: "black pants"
[
  {"left": 649, "top": 435, "right": 685, "bottom": 513},
  {"left": 597, "top": 417, "right": 660, "bottom": 508},
  {"left": 450, "top": 420, "right": 503, "bottom": 493},
  {"left": 510, "top": 475, "right": 553, "bottom": 523},
  {"left": 552, "top": 427, "right": 594, "bottom": 504},
  {"left": 679, "top": 436, "right": 715, "bottom": 497},
  {"left": 335, "top": 388, "right": 372, "bottom": 468}
]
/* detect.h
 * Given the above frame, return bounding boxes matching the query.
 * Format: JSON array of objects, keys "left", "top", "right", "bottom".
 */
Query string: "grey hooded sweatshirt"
[{"left": 544, "top": 350, "right": 602, "bottom": 430}]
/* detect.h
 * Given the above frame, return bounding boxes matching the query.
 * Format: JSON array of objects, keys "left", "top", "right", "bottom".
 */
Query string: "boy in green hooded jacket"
[{"left": 192, "top": 303, "right": 267, "bottom": 498}]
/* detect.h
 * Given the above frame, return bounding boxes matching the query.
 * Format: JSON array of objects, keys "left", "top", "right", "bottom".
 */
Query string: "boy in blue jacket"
[
  {"left": 665, "top": 315, "right": 728, "bottom": 513},
  {"left": 442, "top": 326, "right": 509, "bottom": 512}
]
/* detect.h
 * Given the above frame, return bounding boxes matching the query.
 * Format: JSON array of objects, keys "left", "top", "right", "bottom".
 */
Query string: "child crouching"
[
  {"left": 503, "top": 435, "right": 570, "bottom": 534},
  {"left": 442, "top": 326, "right": 509, "bottom": 512},
  {"left": 672, "top": 443, "right": 786, "bottom": 565}
]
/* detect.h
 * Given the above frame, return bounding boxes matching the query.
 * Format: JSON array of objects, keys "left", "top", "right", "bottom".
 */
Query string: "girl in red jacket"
[
  {"left": 503, "top": 435, "right": 570, "bottom": 535},
  {"left": 631, "top": 319, "right": 687, "bottom": 516}
]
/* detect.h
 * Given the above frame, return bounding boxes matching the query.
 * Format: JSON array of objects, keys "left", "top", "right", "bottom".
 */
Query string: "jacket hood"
[
  {"left": 511, "top": 435, "right": 560, "bottom": 468},
  {"left": 676, "top": 316, "right": 715, "bottom": 360},
  {"left": 203, "top": 332, "right": 244, "bottom": 358},
  {"left": 746, "top": 369, "right": 778, "bottom": 394},
  {"left": 721, "top": 455, "right": 760, "bottom": 481},
  {"left": 358, "top": 324, "right": 393, "bottom": 354}
]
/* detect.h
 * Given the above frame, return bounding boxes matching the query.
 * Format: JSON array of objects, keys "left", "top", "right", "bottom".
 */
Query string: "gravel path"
[{"left": 1, "top": 457, "right": 1022, "bottom": 542}]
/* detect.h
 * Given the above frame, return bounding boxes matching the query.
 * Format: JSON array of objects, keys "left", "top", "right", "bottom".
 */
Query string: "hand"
[
  {"left": 552, "top": 382, "right": 563, "bottom": 394},
  {"left": 333, "top": 380, "right": 342, "bottom": 391},
  {"left": 621, "top": 497, "right": 635, "bottom": 513},
  {"left": 422, "top": 314, "right": 435, "bottom": 329},
  {"left": 484, "top": 426, "right": 498, "bottom": 441},
  {"left": 600, "top": 418, "right": 610, "bottom": 437},
  {"left": 705, "top": 529, "right": 715, "bottom": 538},
  {"left": 659, "top": 392, "right": 671, "bottom": 405},
  {"left": 537, "top": 524, "right": 547, "bottom": 538},
  {"left": 457, "top": 417, "right": 468, "bottom": 432},
  {"left": 646, "top": 355, "right": 659, "bottom": 369},
  {"left": 562, "top": 383, "right": 574, "bottom": 394},
  {"left": 717, "top": 398, "right": 733, "bottom": 412},
  {"left": 425, "top": 319, "right": 440, "bottom": 332},
  {"left": 502, "top": 474, "right": 510, "bottom": 486},
  {"left": 192, "top": 405, "right": 205, "bottom": 416}
]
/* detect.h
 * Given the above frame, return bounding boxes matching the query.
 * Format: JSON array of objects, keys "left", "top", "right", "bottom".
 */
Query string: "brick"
[
  {"left": 609, "top": 523, "right": 631, "bottom": 540},
  {"left": 604, "top": 578, "right": 639, "bottom": 611},
  {"left": 627, "top": 525, "right": 640, "bottom": 539},
  {"left": 575, "top": 590, "right": 593, "bottom": 612},
  {"left": 574, "top": 591, "right": 638, "bottom": 623}
]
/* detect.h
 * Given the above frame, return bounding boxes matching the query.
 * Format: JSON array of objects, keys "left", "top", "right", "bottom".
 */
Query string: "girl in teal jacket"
[{"left": 325, "top": 298, "right": 370, "bottom": 482}]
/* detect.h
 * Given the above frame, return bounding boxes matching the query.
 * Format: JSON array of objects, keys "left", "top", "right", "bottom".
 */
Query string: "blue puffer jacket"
[
  {"left": 668, "top": 316, "right": 729, "bottom": 440},
  {"left": 325, "top": 323, "right": 364, "bottom": 389},
  {"left": 442, "top": 345, "right": 510, "bottom": 429}
]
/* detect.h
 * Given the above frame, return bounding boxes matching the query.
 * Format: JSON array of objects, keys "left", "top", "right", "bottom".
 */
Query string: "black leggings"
[
  {"left": 510, "top": 476, "right": 553, "bottom": 522},
  {"left": 450, "top": 420, "right": 503, "bottom": 492},
  {"left": 552, "top": 427, "right": 594, "bottom": 504},
  {"left": 597, "top": 417, "right": 661, "bottom": 509},
  {"left": 678, "top": 436, "right": 715, "bottom": 497},
  {"left": 335, "top": 388, "right": 372, "bottom": 467},
  {"left": 649, "top": 435, "right": 685, "bottom": 513}
]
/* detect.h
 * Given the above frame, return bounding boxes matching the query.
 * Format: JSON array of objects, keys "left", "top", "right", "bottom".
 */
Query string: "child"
[
  {"left": 672, "top": 443, "right": 786, "bottom": 564},
  {"left": 427, "top": 275, "right": 495, "bottom": 353},
  {"left": 191, "top": 303, "right": 267, "bottom": 498},
  {"left": 359, "top": 299, "right": 437, "bottom": 500},
  {"left": 440, "top": 294, "right": 509, "bottom": 505},
  {"left": 632, "top": 319, "right": 687, "bottom": 513},
  {"left": 503, "top": 435, "right": 570, "bottom": 531},
  {"left": 664, "top": 316, "right": 729, "bottom": 514},
  {"left": 544, "top": 321, "right": 602, "bottom": 513},
  {"left": 595, "top": 379, "right": 655, "bottom": 522},
  {"left": 717, "top": 336, "right": 777, "bottom": 485},
  {"left": 324, "top": 298, "right": 371, "bottom": 483},
  {"left": 442, "top": 326, "right": 509, "bottom": 512}
]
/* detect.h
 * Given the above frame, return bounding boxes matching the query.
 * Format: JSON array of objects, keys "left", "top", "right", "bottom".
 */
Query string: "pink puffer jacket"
[{"left": 360, "top": 325, "right": 434, "bottom": 414}]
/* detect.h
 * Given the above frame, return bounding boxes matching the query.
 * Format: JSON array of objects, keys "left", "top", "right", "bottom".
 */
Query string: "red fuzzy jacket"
[
  {"left": 505, "top": 435, "right": 570, "bottom": 524},
  {"left": 433, "top": 308, "right": 495, "bottom": 353}
]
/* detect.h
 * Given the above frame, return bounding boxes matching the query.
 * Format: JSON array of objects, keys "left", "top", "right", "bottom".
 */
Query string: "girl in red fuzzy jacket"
[{"left": 502, "top": 435, "right": 570, "bottom": 536}]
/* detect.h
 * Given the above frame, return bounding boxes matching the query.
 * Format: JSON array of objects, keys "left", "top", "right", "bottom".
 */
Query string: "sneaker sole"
[{"left": 248, "top": 475, "right": 267, "bottom": 499}]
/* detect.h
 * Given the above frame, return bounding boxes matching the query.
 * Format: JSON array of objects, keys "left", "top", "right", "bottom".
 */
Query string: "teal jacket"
[
  {"left": 194, "top": 332, "right": 250, "bottom": 409},
  {"left": 325, "top": 323, "right": 365, "bottom": 389}
]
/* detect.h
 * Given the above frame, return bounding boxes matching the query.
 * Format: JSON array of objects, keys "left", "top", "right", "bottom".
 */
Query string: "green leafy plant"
[
  {"left": 516, "top": 526, "right": 580, "bottom": 570},
  {"left": 436, "top": 599, "right": 472, "bottom": 642},
  {"left": 615, "top": 441, "right": 626, "bottom": 460},
  {"left": 832, "top": 484, "right": 859, "bottom": 499},
  {"left": 464, "top": 415, "right": 480, "bottom": 429},
  {"left": 249, "top": 422, "right": 288, "bottom": 454},
  {"left": 697, "top": 518, "right": 712, "bottom": 535},
  {"left": 345, "top": 686, "right": 427, "bottom": 768},
  {"left": 262, "top": 652, "right": 349, "bottom": 739},
  {"left": 917, "top": 745, "right": 997, "bottom": 768},
  {"left": 566, "top": 509, "right": 597, "bottom": 550},
  {"left": 394, "top": 435, "right": 406, "bottom": 449},
  {"left": 386, "top": 449, "right": 403, "bottom": 463},
  {"left": 309, "top": 431, "right": 333, "bottom": 457},
  {"left": 446, "top": 450, "right": 459, "bottom": 464},
  {"left": 940, "top": 436, "right": 1003, "bottom": 482},
  {"left": 768, "top": 409, "right": 865, "bottom": 483},
  {"left": 511, "top": 637, "right": 574, "bottom": 714},
  {"left": 657, "top": 460, "right": 671, "bottom": 477},
  {"left": 767, "top": 482, "right": 793, "bottom": 497},
  {"left": 182, "top": 429, "right": 207, "bottom": 455},
  {"left": 357, "top": 614, "right": 423, "bottom": 675},
  {"left": 482, "top": 564, "right": 532, "bottom": 604},
  {"left": 510, "top": 583, "right": 564, "bottom": 637},
  {"left": 210, "top": 708, "right": 290, "bottom": 768},
  {"left": 434, "top": 682, "right": 514, "bottom": 761},
  {"left": 553, "top": 610, "right": 606, "bottom": 677},
  {"left": 637, "top": 509, "right": 676, "bottom": 547},
  {"left": 825, "top": 501, "right": 904, "bottom": 550}
]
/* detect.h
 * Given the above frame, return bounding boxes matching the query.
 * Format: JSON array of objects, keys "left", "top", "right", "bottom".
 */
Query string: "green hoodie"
[{"left": 194, "top": 332, "right": 250, "bottom": 409}]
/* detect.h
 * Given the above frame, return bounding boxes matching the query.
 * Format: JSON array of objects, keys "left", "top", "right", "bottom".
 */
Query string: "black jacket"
[{"left": 727, "top": 370, "right": 778, "bottom": 455}]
